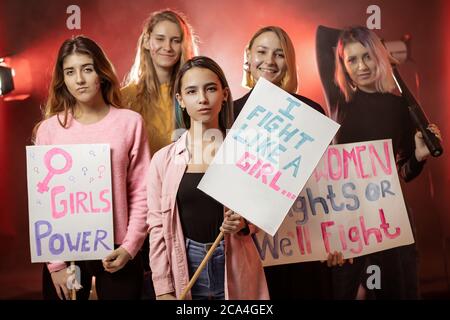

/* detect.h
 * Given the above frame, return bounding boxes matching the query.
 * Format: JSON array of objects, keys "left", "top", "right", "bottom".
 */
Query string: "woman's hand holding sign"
[
  {"left": 220, "top": 209, "right": 247, "bottom": 234},
  {"left": 323, "top": 251, "right": 354, "bottom": 267}
]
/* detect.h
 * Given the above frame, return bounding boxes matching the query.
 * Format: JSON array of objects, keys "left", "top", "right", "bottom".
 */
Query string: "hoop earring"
[{"left": 243, "top": 61, "right": 250, "bottom": 71}]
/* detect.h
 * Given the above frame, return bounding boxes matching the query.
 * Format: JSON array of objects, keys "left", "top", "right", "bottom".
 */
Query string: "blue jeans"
[{"left": 185, "top": 238, "right": 225, "bottom": 300}]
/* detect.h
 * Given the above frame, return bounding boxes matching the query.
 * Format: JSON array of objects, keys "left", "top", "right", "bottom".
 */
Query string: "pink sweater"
[{"left": 35, "top": 106, "right": 150, "bottom": 272}]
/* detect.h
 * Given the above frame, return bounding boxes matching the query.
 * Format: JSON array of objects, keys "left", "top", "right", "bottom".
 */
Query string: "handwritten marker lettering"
[
  {"left": 37, "top": 148, "right": 73, "bottom": 193},
  {"left": 34, "top": 220, "right": 111, "bottom": 256}
]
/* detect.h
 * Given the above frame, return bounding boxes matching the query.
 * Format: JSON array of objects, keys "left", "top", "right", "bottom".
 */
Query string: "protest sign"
[
  {"left": 26, "top": 144, "right": 113, "bottom": 262},
  {"left": 199, "top": 78, "right": 340, "bottom": 235},
  {"left": 253, "top": 139, "right": 414, "bottom": 266}
]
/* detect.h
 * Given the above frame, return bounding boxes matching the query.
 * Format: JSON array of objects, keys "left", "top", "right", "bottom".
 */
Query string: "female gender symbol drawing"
[{"left": 37, "top": 148, "right": 73, "bottom": 193}]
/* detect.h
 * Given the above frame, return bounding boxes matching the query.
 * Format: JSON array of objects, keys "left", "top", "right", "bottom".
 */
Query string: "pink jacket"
[{"left": 147, "top": 132, "right": 269, "bottom": 300}]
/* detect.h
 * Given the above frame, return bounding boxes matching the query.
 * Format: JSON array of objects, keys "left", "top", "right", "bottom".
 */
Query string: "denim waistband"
[{"left": 185, "top": 237, "right": 225, "bottom": 252}]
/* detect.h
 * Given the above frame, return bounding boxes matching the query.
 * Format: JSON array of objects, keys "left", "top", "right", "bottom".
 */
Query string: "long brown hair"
[
  {"left": 33, "top": 36, "right": 121, "bottom": 140},
  {"left": 123, "top": 9, "right": 197, "bottom": 115},
  {"left": 174, "top": 56, "right": 234, "bottom": 134}
]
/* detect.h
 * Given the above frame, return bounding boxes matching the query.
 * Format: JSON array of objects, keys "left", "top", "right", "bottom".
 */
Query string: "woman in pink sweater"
[
  {"left": 33, "top": 36, "right": 150, "bottom": 300},
  {"left": 147, "top": 56, "right": 269, "bottom": 300}
]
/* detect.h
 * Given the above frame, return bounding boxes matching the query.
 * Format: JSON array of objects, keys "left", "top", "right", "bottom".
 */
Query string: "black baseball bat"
[{"left": 392, "top": 67, "right": 443, "bottom": 157}]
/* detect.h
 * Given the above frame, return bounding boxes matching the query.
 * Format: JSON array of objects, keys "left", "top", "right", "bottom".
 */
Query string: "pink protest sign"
[
  {"left": 254, "top": 139, "right": 415, "bottom": 266},
  {"left": 26, "top": 144, "right": 114, "bottom": 262},
  {"left": 198, "top": 78, "right": 340, "bottom": 236}
]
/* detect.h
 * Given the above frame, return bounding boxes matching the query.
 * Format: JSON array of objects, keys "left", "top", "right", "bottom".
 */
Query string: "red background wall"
[{"left": 1, "top": 0, "right": 449, "bottom": 298}]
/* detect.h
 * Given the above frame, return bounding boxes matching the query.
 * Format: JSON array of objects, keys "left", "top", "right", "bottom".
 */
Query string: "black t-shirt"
[
  {"left": 176, "top": 172, "right": 223, "bottom": 243},
  {"left": 335, "top": 90, "right": 411, "bottom": 151}
]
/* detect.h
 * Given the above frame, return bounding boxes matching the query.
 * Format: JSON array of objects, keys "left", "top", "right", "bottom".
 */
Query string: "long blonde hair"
[
  {"left": 123, "top": 9, "right": 198, "bottom": 115},
  {"left": 335, "top": 26, "right": 396, "bottom": 102},
  {"left": 242, "top": 26, "right": 298, "bottom": 93}
]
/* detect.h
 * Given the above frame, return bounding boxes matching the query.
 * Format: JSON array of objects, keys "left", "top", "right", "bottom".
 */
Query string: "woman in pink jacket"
[{"left": 147, "top": 56, "right": 269, "bottom": 300}]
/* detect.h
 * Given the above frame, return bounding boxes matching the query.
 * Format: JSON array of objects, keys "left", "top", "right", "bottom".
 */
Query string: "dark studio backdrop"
[{"left": 0, "top": 0, "right": 449, "bottom": 299}]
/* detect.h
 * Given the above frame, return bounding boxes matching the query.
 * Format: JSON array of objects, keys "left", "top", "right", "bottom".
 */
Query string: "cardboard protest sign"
[
  {"left": 198, "top": 78, "right": 340, "bottom": 235},
  {"left": 253, "top": 139, "right": 415, "bottom": 266},
  {"left": 26, "top": 144, "right": 114, "bottom": 262}
]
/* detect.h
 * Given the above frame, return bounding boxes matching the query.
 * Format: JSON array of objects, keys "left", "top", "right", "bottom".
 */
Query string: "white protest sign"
[
  {"left": 198, "top": 78, "right": 340, "bottom": 235},
  {"left": 26, "top": 144, "right": 114, "bottom": 262},
  {"left": 254, "top": 139, "right": 415, "bottom": 266}
]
